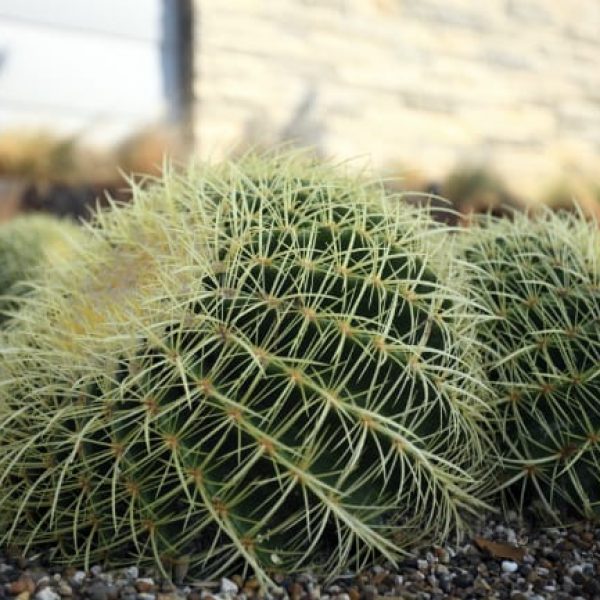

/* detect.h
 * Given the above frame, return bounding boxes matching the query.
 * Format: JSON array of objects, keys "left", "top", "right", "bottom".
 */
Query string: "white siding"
[{"left": 0, "top": 0, "right": 176, "bottom": 144}]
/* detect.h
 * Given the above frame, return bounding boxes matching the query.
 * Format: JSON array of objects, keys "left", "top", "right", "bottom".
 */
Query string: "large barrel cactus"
[
  {"left": 0, "top": 155, "right": 490, "bottom": 582},
  {"left": 0, "top": 214, "right": 82, "bottom": 324},
  {"left": 462, "top": 210, "right": 600, "bottom": 519}
]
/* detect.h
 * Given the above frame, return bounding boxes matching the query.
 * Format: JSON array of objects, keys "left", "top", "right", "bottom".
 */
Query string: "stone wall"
[{"left": 193, "top": 0, "right": 600, "bottom": 199}]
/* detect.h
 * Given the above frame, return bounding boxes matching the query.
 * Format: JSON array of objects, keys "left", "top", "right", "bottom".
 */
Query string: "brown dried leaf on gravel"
[{"left": 473, "top": 536, "right": 526, "bottom": 561}]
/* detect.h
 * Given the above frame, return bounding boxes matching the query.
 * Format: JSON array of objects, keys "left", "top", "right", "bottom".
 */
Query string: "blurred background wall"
[
  {"left": 1, "top": 0, "right": 600, "bottom": 220},
  {"left": 0, "top": 0, "right": 190, "bottom": 142},
  {"left": 195, "top": 0, "right": 600, "bottom": 200}
]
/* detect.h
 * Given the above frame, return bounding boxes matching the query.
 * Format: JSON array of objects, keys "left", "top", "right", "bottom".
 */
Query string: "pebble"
[
  {"left": 135, "top": 581, "right": 156, "bottom": 594},
  {"left": 8, "top": 579, "right": 35, "bottom": 596},
  {"left": 86, "top": 582, "right": 109, "bottom": 600},
  {"left": 438, "top": 576, "right": 451, "bottom": 593},
  {"left": 69, "top": 572, "right": 86, "bottom": 588},
  {"left": 501, "top": 560, "right": 518, "bottom": 573},
  {"left": 584, "top": 578, "right": 600, "bottom": 595},
  {"left": 523, "top": 553, "right": 535, "bottom": 564},
  {"left": 243, "top": 580, "right": 259, "bottom": 592},
  {"left": 125, "top": 569, "right": 139, "bottom": 582},
  {"left": 347, "top": 587, "right": 359, "bottom": 600},
  {"left": 474, "top": 575, "right": 491, "bottom": 591},
  {"left": 34, "top": 589, "right": 59, "bottom": 600},
  {"left": 0, "top": 518, "right": 595, "bottom": 600},
  {"left": 218, "top": 580, "right": 237, "bottom": 596},
  {"left": 362, "top": 585, "right": 377, "bottom": 600},
  {"left": 454, "top": 573, "right": 473, "bottom": 588},
  {"left": 572, "top": 570, "right": 586, "bottom": 585},
  {"left": 119, "top": 585, "right": 137, "bottom": 600}
]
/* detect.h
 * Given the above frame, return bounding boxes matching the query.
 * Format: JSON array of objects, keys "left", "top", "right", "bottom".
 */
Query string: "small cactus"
[
  {"left": 0, "top": 214, "right": 82, "bottom": 325},
  {"left": 462, "top": 209, "right": 600, "bottom": 519},
  {"left": 0, "top": 156, "right": 490, "bottom": 581}
]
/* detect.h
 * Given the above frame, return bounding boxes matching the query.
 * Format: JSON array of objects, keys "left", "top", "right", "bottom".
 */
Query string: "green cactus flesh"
[
  {"left": 464, "top": 211, "right": 600, "bottom": 519},
  {"left": 0, "top": 158, "right": 489, "bottom": 581},
  {"left": 0, "top": 214, "right": 82, "bottom": 324}
]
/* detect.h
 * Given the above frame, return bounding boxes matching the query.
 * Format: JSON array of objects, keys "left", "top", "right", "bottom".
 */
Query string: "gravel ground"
[{"left": 1, "top": 514, "right": 598, "bottom": 600}]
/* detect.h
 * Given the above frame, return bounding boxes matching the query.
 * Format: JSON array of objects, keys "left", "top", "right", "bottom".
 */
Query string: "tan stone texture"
[{"left": 193, "top": 0, "right": 600, "bottom": 199}]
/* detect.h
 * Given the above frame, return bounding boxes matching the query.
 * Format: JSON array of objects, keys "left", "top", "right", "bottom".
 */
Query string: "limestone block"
[
  {"left": 460, "top": 106, "right": 556, "bottom": 145},
  {"left": 490, "top": 148, "right": 560, "bottom": 198},
  {"left": 556, "top": 101, "right": 600, "bottom": 144},
  {"left": 504, "top": 0, "right": 556, "bottom": 25},
  {"left": 398, "top": 0, "right": 505, "bottom": 31},
  {"left": 564, "top": 0, "right": 600, "bottom": 41}
]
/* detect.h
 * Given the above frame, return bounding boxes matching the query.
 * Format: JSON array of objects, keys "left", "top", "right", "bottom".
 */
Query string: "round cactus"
[
  {"left": 0, "top": 156, "right": 490, "bottom": 582},
  {"left": 0, "top": 214, "right": 82, "bottom": 325},
  {"left": 462, "top": 209, "right": 600, "bottom": 519}
]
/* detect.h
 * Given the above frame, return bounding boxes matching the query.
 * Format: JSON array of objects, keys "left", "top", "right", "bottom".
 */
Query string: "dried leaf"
[{"left": 473, "top": 536, "right": 526, "bottom": 561}]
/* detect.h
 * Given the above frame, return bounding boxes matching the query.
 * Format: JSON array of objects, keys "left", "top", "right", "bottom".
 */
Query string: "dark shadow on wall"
[
  {"left": 241, "top": 83, "right": 326, "bottom": 154},
  {"left": 280, "top": 84, "right": 324, "bottom": 149}
]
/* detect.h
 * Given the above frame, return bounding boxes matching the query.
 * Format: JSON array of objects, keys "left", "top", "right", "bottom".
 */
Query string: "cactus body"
[
  {"left": 0, "top": 156, "right": 489, "bottom": 581},
  {"left": 463, "top": 210, "right": 600, "bottom": 519},
  {"left": 0, "top": 214, "right": 82, "bottom": 324}
]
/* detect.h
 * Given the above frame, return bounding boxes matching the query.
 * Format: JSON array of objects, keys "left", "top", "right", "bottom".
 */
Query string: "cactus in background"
[
  {"left": 0, "top": 156, "right": 490, "bottom": 582},
  {"left": 462, "top": 209, "right": 600, "bottom": 519},
  {"left": 0, "top": 214, "right": 82, "bottom": 324}
]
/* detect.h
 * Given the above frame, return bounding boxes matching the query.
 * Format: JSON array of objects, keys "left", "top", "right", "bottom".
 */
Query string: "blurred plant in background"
[
  {"left": 441, "top": 166, "right": 523, "bottom": 224},
  {"left": 542, "top": 177, "right": 600, "bottom": 221},
  {"left": 0, "top": 127, "right": 183, "bottom": 222},
  {"left": 0, "top": 131, "right": 81, "bottom": 182},
  {"left": 1, "top": 127, "right": 600, "bottom": 224},
  {"left": 384, "top": 162, "right": 600, "bottom": 225}
]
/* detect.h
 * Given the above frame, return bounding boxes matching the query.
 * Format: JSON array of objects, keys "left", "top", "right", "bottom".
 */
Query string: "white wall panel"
[{"left": 0, "top": 0, "right": 176, "bottom": 144}]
